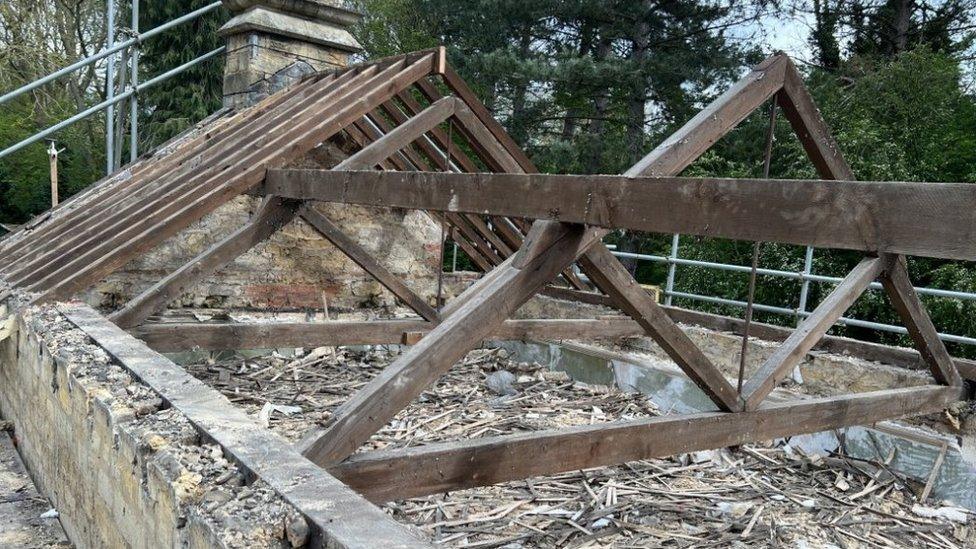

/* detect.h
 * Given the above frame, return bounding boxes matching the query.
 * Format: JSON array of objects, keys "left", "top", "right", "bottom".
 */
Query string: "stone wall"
[
  {"left": 511, "top": 292, "right": 937, "bottom": 396},
  {"left": 0, "top": 299, "right": 310, "bottom": 548},
  {"left": 88, "top": 142, "right": 441, "bottom": 314}
]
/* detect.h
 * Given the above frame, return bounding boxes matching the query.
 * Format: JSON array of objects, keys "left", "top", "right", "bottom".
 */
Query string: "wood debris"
[{"left": 185, "top": 346, "right": 974, "bottom": 548}]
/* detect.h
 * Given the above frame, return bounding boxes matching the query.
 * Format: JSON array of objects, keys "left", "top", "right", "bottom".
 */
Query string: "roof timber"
[
  {"left": 262, "top": 170, "right": 976, "bottom": 262},
  {"left": 290, "top": 51, "right": 965, "bottom": 483},
  {"left": 330, "top": 384, "right": 965, "bottom": 503},
  {"left": 0, "top": 47, "right": 968, "bottom": 538},
  {"left": 62, "top": 303, "right": 431, "bottom": 548}
]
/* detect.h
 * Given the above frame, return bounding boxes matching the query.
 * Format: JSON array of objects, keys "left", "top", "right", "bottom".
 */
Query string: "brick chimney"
[{"left": 220, "top": 0, "right": 363, "bottom": 108}]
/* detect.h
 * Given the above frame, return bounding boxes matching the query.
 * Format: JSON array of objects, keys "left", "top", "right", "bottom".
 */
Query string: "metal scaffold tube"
[{"left": 0, "top": 1, "right": 222, "bottom": 108}]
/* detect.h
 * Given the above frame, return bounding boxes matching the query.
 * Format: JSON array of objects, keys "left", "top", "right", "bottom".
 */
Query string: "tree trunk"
[
  {"left": 560, "top": 19, "right": 594, "bottom": 142},
  {"left": 508, "top": 23, "right": 533, "bottom": 146},
  {"left": 584, "top": 33, "right": 612, "bottom": 174}
]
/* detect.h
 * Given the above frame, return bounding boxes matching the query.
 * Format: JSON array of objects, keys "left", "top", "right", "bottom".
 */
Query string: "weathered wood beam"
[
  {"left": 880, "top": 256, "right": 963, "bottom": 386},
  {"left": 776, "top": 58, "right": 854, "bottom": 181},
  {"left": 662, "top": 305, "right": 976, "bottom": 381},
  {"left": 130, "top": 317, "right": 646, "bottom": 352},
  {"left": 62, "top": 304, "right": 430, "bottom": 548},
  {"left": 625, "top": 53, "right": 788, "bottom": 177},
  {"left": 438, "top": 64, "right": 537, "bottom": 173},
  {"left": 579, "top": 245, "right": 741, "bottom": 411},
  {"left": 330, "top": 385, "right": 965, "bottom": 503},
  {"left": 33, "top": 53, "right": 440, "bottom": 302},
  {"left": 299, "top": 207, "right": 439, "bottom": 322},
  {"left": 338, "top": 97, "right": 455, "bottom": 171},
  {"left": 8, "top": 68, "right": 358, "bottom": 285},
  {"left": 263, "top": 170, "right": 976, "bottom": 262},
  {"left": 299, "top": 221, "right": 602, "bottom": 466},
  {"left": 110, "top": 197, "right": 303, "bottom": 329},
  {"left": 741, "top": 256, "right": 890, "bottom": 409}
]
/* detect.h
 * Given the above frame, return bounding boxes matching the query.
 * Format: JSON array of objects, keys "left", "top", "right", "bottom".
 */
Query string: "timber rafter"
[{"left": 0, "top": 49, "right": 969, "bottom": 546}]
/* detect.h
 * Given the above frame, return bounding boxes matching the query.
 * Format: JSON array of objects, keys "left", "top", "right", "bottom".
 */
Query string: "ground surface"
[
  {"left": 184, "top": 346, "right": 976, "bottom": 548},
  {"left": 0, "top": 426, "right": 70, "bottom": 548}
]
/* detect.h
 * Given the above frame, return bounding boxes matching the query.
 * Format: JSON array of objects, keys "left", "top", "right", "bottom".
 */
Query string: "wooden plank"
[
  {"left": 3, "top": 71, "right": 345, "bottom": 280},
  {"left": 330, "top": 385, "right": 966, "bottom": 503},
  {"left": 10, "top": 66, "right": 371, "bottom": 288},
  {"left": 299, "top": 207, "right": 440, "bottom": 322},
  {"left": 0, "top": 74, "right": 328, "bottom": 266},
  {"left": 439, "top": 64, "right": 537, "bottom": 173},
  {"left": 299, "top": 221, "right": 602, "bottom": 466},
  {"left": 61, "top": 304, "right": 430, "bottom": 549},
  {"left": 625, "top": 54, "right": 788, "bottom": 177},
  {"left": 579, "top": 245, "right": 741, "bottom": 411},
  {"left": 34, "top": 54, "right": 438, "bottom": 302},
  {"left": 129, "top": 317, "right": 646, "bottom": 352},
  {"left": 439, "top": 216, "right": 493, "bottom": 272},
  {"left": 444, "top": 213, "right": 505, "bottom": 266},
  {"left": 18, "top": 53, "right": 432, "bottom": 292},
  {"left": 880, "top": 256, "right": 963, "bottom": 386},
  {"left": 132, "top": 319, "right": 432, "bottom": 351},
  {"left": 741, "top": 256, "right": 890, "bottom": 409},
  {"left": 396, "top": 88, "right": 480, "bottom": 173},
  {"left": 777, "top": 59, "right": 854, "bottom": 181},
  {"left": 539, "top": 295, "right": 976, "bottom": 383},
  {"left": 264, "top": 170, "right": 976, "bottom": 262},
  {"left": 110, "top": 197, "right": 303, "bottom": 329}
]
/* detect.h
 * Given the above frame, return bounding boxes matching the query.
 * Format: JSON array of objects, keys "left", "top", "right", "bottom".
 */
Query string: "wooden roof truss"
[{"left": 0, "top": 49, "right": 971, "bottom": 544}]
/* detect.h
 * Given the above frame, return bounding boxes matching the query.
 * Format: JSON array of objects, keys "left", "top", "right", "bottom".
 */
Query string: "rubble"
[{"left": 185, "top": 346, "right": 975, "bottom": 547}]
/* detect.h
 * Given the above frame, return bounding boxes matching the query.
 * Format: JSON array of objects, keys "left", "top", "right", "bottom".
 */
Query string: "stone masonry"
[
  {"left": 0, "top": 297, "right": 311, "bottom": 548},
  {"left": 94, "top": 1, "right": 442, "bottom": 315}
]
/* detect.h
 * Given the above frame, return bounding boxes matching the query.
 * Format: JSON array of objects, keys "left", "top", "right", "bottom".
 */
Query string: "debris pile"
[{"left": 186, "top": 346, "right": 975, "bottom": 547}]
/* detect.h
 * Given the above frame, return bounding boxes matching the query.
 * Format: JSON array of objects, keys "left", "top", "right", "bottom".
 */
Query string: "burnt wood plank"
[
  {"left": 110, "top": 197, "right": 303, "bottom": 329},
  {"left": 741, "top": 256, "right": 890, "bottom": 409},
  {"left": 263, "top": 170, "right": 976, "bottom": 262},
  {"left": 299, "top": 221, "right": 602, "bottom": 466},
  {"left": 61, "top": 304, "right": 430, "bottom": 549},
  {"left": 880, "top": 256, "right": 963, "bottom": 386},
  {"left": 579, "top": 245, "right": 741, "bottom": 411},
  {"left": 299, "top": 207, "right": 440, "bottom": 322},
  {"left": 330, "top": 385, "right": 965, "bottom": 503}
]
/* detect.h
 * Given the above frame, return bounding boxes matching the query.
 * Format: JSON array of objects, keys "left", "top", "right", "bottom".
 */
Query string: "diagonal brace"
[
  {"left": 740, "top": 255, "right": 891, "bottom": 409},
  {"left": 579, "top": 244, "right": 741, "bottom": 411},
  {"left": 880, "top": 254, "right": 963, "bottom": 386},
  {"left": 300, "top": 206, "right": 439, "bottom": 322},
  {"left": 110, "top": 197, "right": 303, "bottom": 329},
  {"left": 299, "top": 221, "right": 601, "bottom": 466}
]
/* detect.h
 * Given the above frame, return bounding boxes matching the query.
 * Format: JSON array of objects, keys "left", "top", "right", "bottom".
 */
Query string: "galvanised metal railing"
[
  {"left": 611, "top": 240, "right": 976, "bottom": 347},
  {"left": 0, "top": 1, "right": 224, "bottom": 173}
]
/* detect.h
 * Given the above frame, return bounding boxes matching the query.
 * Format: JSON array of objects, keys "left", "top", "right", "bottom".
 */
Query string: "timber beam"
[
  {"left": 330, "top": 385, "right": 966, "bottom": 503},
  {"left": 62, "top": 303, "right": 431, "bottom": 548},
  {"left": 130, "top": 317, "right": 647, "bottom": 352},
  {"left": 261, "top": 170, "right": 976, "bottom": 262}
]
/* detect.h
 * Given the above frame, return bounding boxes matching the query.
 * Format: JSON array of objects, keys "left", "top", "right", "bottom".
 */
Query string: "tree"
[
  {"left": 0, "top": 0, "right": 108, "bottom": 223},
  {"left": 138, "top": 0, "right": 227, "bottom": 150}
]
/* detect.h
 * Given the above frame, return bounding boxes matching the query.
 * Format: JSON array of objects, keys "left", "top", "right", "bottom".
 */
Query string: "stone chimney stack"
[{"left": 220, "top": 0, "right": 363, "bottom": 108}]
